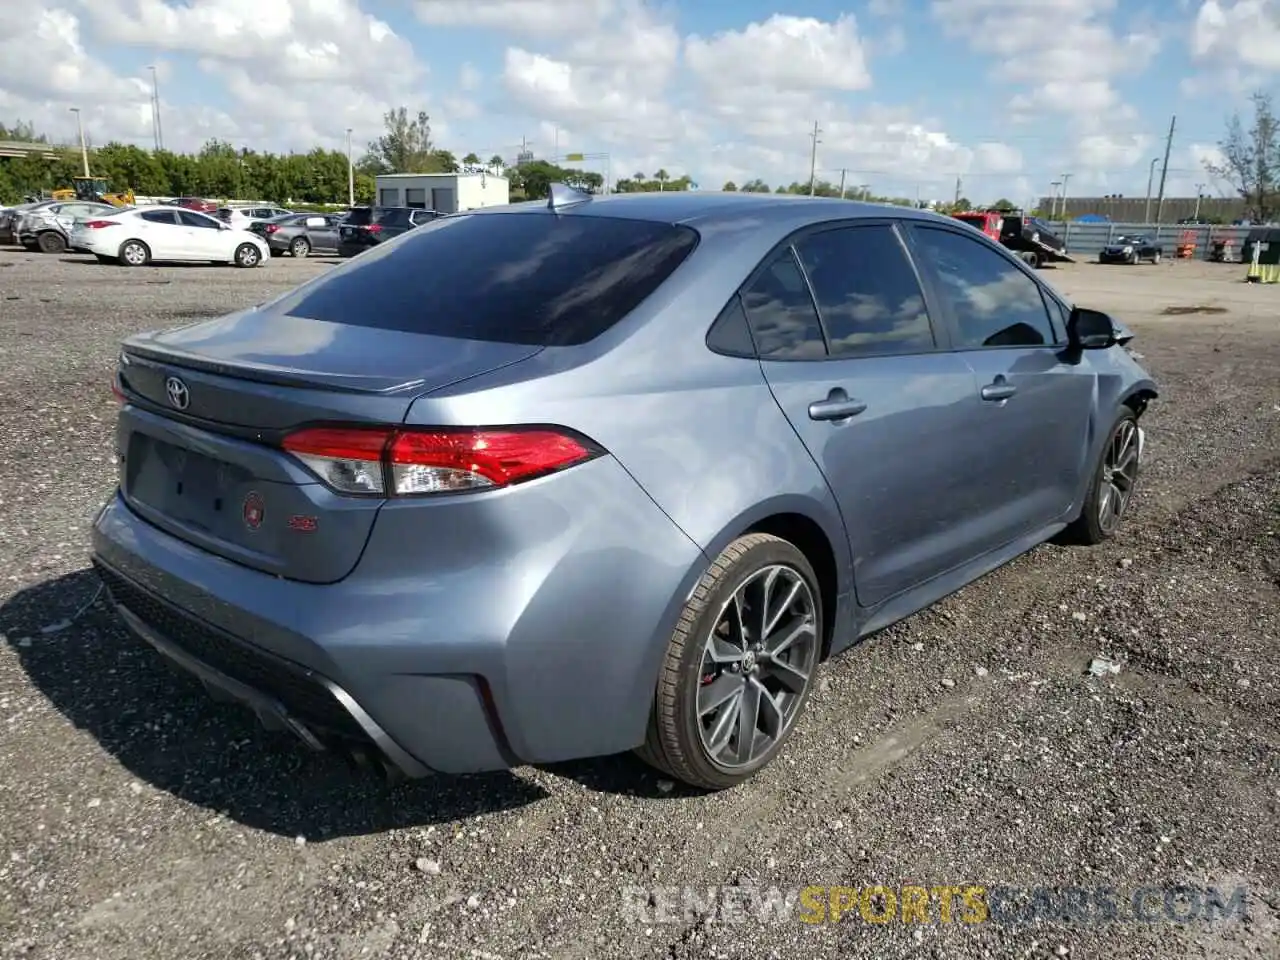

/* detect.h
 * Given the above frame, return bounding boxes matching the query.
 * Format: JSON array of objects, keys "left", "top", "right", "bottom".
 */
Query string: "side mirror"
[{"left": 1067, "top": 307, "right": 1130, "bottom": 350}]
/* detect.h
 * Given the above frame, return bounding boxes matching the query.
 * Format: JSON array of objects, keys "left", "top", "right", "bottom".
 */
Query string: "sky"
[{"left": 1, "top": 0, "right": 1278, "bottom": 206}]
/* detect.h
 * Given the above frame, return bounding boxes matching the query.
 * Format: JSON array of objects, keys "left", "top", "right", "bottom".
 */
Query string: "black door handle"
[
  {"left": 808, "top": 388, "right": 867, "bottom": 421},
  {"left": 980, "top": 375, "right": 1017, "bottom": 402}
]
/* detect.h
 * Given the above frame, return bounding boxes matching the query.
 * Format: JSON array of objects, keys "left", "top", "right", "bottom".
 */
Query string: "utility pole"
[
  {"left": 1059, "top": 173, "right": 1072, "bottom": 219},
  {"left": 1193, "top": 183, "right": 1206, "bottom": 220},
  {"left": 837, "top": 168, "right": 847, "bottom": 198},
  {"left": 808, "top": 121, "right": 821, "bottom": 196},
  {"left": 69, "top": 107, "right": 90, "bottom": 176},
  {"left": 147, "top": 66, "right": 163, "bottom": 151},
  {"left": 1143, "top": 157, "right": 1159, "bottom": 222},
  {"left": 954, "top": 175, "right": 962, "bottom": 208},
  {"left": 1154, "top": 114, "right": 1176, "bottom": 224},
  {"left": 1050, "top": 181, "right": 1061, "bottom": 218},
  {"left": 346, "top": 128, "right": 355, "bottom": 207}
]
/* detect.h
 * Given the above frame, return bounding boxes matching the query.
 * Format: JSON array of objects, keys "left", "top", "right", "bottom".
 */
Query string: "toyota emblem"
[
  {"left": 164, "top": 376, "right": 190, "bottom": 410},
  {"left": 242, "top": 491, "right": 265, "bottom": 530}
]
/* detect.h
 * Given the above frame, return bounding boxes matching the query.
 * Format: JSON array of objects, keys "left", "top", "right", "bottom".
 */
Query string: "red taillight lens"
[
  {"left": 265, "top": 224, "right": 279, "bottom": 233},
  {"left": 84, "top": 220, "right": 115, "bottom": 229},
  {"left": 365, "top": 223, "right": 383, "bottom": 233},
  {"left": 110, "top": 376, "right": 126, "bottom": 403},
  {"left": 281, "top": 426, "right": 599, "bottom": 496}
]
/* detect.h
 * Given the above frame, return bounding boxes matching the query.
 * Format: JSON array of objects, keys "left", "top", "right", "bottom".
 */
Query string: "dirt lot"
[{"left": 0, "top": 250, "right": 1277, "bottom": 960}]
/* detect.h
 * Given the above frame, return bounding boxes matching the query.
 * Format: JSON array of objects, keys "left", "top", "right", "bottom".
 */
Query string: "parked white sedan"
[{"left": 70, "top": 205, "right": 270, "bottom": 268}]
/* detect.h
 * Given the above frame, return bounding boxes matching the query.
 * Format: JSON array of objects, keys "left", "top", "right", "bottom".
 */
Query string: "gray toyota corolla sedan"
[{"left": 92, "top": 187, "right": 1157, "bottom": 790}]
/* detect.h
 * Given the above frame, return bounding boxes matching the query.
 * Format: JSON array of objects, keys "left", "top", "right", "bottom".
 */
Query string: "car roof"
[{"left": 469, "top": 190, "right": 954, "bottom": 231}]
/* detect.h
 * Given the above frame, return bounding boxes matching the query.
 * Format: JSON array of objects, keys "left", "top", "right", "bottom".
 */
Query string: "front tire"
[
  {"left": 1151, "top": 251, "right": 1162, "bottom": 264},
  {"left": 1064, "top": 409, "right": 1141, "bottom": 545},
  {"left": 636, "top": 533, "right": 823, "bottom": 790},
  {"left": 37, "top": 232, "right": 66, "bottom": 254},
  {"left": 234, "top": 243, "right": 261, "bottom": 268}
]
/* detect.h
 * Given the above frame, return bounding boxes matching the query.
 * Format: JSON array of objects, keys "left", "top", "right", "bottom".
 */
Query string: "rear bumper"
[
  {"left": 337, "top": 241, "right": 372, "bottom": 258},
  {"left": 90, "top": 455, "right": 706, "bottom": 776}
]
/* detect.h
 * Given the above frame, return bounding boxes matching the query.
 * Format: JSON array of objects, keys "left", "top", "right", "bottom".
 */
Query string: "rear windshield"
[
  {"left": 343, "top": 207, "right": 374, "bottom": 226},
  {"left": 274, "top": 213, "right": 699, "bottom": 346}
]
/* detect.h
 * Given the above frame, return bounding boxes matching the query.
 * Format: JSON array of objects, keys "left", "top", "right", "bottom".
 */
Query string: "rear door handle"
[
  {"left": 980, "top": 376, "right": 1017, "bottom": 402},
  {"left": 808, "top": 389, "right": 868, "bottom": 421}
]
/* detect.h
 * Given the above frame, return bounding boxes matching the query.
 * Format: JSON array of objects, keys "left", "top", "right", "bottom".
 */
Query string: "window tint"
[
  {"left": 141, "top": 210, "right": 178, "bottom": 225},
  {"left": 178, "top": 211, "right": 219, "bottom": 228},
  {"left": 794, "top": 225, "right": 935, "bottom": 357},
  {"left": 706, "top": 296, "right": 756, "bottom": 357},
  {"left": 344, "top": 208, "right": 374, "bottom": 226},
  {"left": 740, "top": 250, "right": 826, "bottom": 359},
  {"left": 911, "top": 227, "right": 1055, "bottom": 348},
  {"left": 274, "top": 213, "right": 699, "bottom": 346}
]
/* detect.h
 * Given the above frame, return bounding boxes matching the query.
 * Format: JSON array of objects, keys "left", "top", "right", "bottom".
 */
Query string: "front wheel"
[
  {"left": 1151, "top": 251, "right": 1162, "bottom": 264},
  {"left": 1064, "top": 410, "right": 1142, "bottom": 545},
  {"left": 234, "top": 243, "right": 261, "bottom": 268},
  {"left": 37, "top": 232, "right": 66, "bottom": 254},
  {"left": 636, "top": 533, "right": 823, "bottom": 790}
]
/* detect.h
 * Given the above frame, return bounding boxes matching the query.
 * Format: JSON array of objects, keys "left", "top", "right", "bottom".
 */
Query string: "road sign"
[{"left": 563, "top": 153, "right": 585, "bottom": 162}]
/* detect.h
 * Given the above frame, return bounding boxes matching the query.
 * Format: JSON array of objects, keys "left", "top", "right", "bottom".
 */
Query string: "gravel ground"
[{"left": 0, "top": 250, "right": 1277, "bottom": 960}]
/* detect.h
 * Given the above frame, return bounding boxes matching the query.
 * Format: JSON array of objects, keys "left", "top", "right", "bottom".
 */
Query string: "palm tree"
[{"left": 654, "top": 168, "right": 669, "bottom": 191}]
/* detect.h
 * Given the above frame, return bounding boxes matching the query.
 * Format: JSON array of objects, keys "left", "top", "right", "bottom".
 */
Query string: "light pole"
[
  {"left": 1193, "top": 183, "right": 1206, "bottom": 220},
  {"left": 1050, "top": 180, "right": 1061, "bottom": 218},
  {"left": 69, "top": 107, "right": 90, "bottom": 177},
  {"left": 1143, "top": 157, "right": 1159, "bottom": 222},
  {"left": 1058, "top": 172, "right": 1071, "bottom": 220},
  {"left": 346, "top": 128, "right": 355, "bottom": 207}
]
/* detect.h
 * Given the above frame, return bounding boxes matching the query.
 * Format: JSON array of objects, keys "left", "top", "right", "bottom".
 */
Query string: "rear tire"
[
  {"left": 290, "top": 237, "right": 310, "bottom": 258},
  {"left": 1151, "top": 251, "right": 1162, "bottom": 264},
  {"left": 1063, "top": 409, "right": 1141, "bottom": 545},
  {"left": 635, "top": 533, "right": 823, "bottom": 790},
  {"left": 119, "top": 240, "right": 149, "bottom": 267},
  {"left": 234, "top": 243, "right": 261, "bottom": 268},
  {"left": 37, "top": 231, "right": 66, "bottom": 254}
]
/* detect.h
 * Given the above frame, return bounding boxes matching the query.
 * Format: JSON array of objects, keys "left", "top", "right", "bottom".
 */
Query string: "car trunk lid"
[{"left": 115, "top": 308, "right": 543, "bottom": 582}]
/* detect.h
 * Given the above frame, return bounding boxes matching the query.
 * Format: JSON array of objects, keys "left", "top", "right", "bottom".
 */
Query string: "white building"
[{"left": 373, "top": 172, "right": 510, "bottom": 214}]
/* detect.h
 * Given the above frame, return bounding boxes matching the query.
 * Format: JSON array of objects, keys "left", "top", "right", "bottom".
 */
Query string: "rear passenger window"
[
  {"left": 794, "top": 225, "right": 935, "bottom": 357},
  {"left": 706, "top": 296, "right": 756, "bottom": 357},
  {"left": 740, "top": 250, "right": 826, "bottom": 360}
]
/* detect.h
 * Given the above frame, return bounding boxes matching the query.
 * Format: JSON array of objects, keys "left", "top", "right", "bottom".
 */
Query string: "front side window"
[
  {"left": 910, "top": 227, "right": 1055, "bottom": 348},
  {"left": 178, "top": 211, "right": 219, "bottom": 228},
  {"left": 794, "top": 224, "right": 935, "bottom": 358}
]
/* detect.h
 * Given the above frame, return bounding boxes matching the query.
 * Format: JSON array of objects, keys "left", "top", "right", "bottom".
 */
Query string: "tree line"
[{"left": 6, "top": 93, "right": 1273, "bottom": 217}]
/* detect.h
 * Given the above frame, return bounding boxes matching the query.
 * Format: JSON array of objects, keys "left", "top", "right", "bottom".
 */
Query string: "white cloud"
[
  {"left": 931, "top": 0, "right": 1160, "bottom": 172},
  {"left": 4, "top": 0, "right": 1037, "bottom": 201},
  {"left": 1191, "top": 0, "right": 1280, "bottom": 70},
  {"left": 413, "top": 0, "right": 612, "bottom": 35}
]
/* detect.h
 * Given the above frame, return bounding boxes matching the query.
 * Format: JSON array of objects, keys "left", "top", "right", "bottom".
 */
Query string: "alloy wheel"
[
  {"left": 695, "top": 564, "right": 818, "bottom": 769},
  {"left": 237, "top": 245, "right": 260, "bottom": 267},
  {"left": 122, "top": 242, "right": 146, "bottom": 265},
  {"left": 1098, "top": 420, "right": 1139, "bottom": 533}
]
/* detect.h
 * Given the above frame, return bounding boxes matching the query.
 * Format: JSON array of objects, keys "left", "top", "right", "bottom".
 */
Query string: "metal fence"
[{"left": 1044, "top": 221, "right": 1252, "bottom": 261}]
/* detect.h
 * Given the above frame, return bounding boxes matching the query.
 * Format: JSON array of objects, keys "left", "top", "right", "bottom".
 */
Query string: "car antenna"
[{"left": 548, "top": 182, "right": 591, "bottom": 212}]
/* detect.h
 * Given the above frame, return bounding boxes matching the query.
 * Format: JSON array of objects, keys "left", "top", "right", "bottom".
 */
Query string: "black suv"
[{"left": 338, "top": 206, "right": 443, "bottom": 257}]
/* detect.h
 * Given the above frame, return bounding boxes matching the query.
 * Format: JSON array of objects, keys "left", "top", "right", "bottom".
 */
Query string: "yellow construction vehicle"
[{"left": 50, "top": 176, "right": 135, "bottom": 207}]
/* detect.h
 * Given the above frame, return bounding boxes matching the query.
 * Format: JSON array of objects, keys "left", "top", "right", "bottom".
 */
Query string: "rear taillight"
[
  {"left": 110, "top": 376, "right": 126, "bottom": 403},
  {"left": 265, "top": 224, "right": 279, "bottom": 233},
  {"left": 365, "top": 223, "right": 383, "bottom": 233},
  {"left": 281, "top": 426, "right": 601, "bottom": 496},
  {"left": 84, "top": 220, "right": 115, "bottom": 229}
]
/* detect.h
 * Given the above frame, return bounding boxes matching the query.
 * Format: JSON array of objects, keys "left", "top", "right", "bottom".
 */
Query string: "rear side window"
[
  {"left": 274, "top": 213, "right": 699, "bottom": 346},
  {"left": 141, "top": 210, "right": 177, "bottom": 224},
  {"left": 794, "top": 225, "right": 935, "bottom": 357},
  {"left": 378, "top": 208, "right": 411, "bottom": 226},
  {"left": 740, "top": 250, "right": 827, "bottom": 360}
]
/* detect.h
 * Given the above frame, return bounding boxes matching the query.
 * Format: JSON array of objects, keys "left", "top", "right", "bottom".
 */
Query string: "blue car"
[{"left": 92, "top": 187, "right": 1157, "bottom": 790}]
